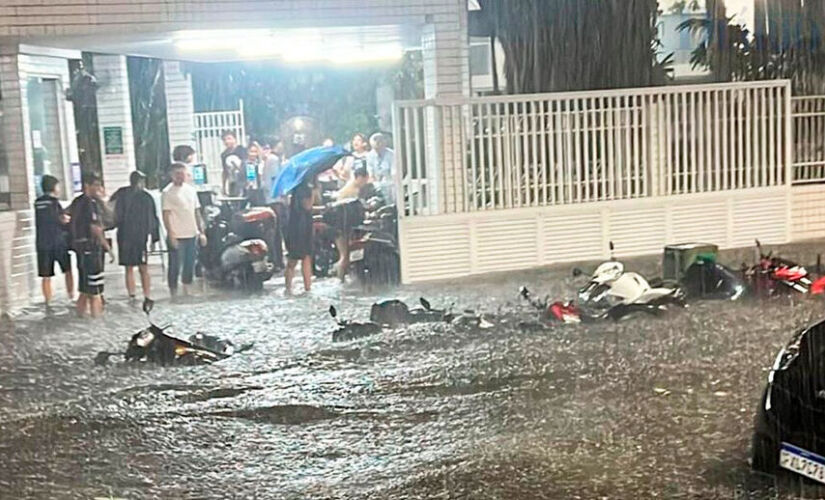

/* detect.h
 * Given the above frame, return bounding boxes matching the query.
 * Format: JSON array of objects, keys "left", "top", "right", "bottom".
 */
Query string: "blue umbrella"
[{"left": 271, "top": 146, "right": 349, "bottom": 199}]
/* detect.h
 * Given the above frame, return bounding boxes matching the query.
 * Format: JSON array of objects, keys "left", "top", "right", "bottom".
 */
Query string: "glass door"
[{"left": 27, "top": 77, "right": 66, "bottom": 198}]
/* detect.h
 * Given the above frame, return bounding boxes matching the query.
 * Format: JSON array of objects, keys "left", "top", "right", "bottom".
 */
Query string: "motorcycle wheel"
[{"left": 313, "top": 240, "right": 339, "bottom": 278}]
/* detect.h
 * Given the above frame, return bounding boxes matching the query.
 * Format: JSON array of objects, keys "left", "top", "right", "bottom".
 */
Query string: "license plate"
[
  {"left": 350, "top": 248, "right": 365, "bottom": 262},
  {"left": 252, "top": 260, "right": 269, "bottom": 273},
  {"left": 780, "top": 442, "right": 825, "bottom": 484}
]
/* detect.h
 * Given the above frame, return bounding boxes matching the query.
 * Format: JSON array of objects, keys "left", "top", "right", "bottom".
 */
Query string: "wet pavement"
[{"left": 2, "top": 242, "right": 825, "bottom": 499}]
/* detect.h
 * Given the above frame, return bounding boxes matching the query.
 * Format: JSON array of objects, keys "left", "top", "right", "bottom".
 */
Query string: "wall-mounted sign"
[
  {"left": 103, "top": 126, "right": 124, "bottom": 155},
  {"left": 71, "top": 162, "right": 82, "bottom": 193}
]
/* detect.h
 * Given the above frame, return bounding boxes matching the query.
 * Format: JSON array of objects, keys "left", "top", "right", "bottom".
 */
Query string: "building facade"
[{"left": 0, "top": 0, "right": 471, "bottom": 313}]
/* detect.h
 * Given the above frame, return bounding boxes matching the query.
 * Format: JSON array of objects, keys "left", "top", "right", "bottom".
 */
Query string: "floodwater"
[{"left": 1, "top": 246, "right": 824, "bottom": 499}]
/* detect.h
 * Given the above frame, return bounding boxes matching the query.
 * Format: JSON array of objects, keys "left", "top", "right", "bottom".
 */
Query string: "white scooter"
[{"left": 576, "top": 243, "right": 685, "bottom": 320}]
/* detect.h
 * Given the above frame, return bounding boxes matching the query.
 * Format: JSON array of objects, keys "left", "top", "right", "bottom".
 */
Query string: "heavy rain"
[{"left": 3, "top": 0, "right": 825, "bottom": 499}]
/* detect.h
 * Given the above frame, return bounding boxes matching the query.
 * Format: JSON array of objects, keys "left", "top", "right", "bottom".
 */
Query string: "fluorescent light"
[{"left": 174, "top": 29, "right": 403, "bottom": 64}]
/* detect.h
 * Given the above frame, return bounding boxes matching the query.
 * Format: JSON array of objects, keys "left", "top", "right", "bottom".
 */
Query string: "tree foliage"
[
  {"left": 478, "top": 0, "right": 672, "bottom": 94},
  {"left": 681, "top": 0, "right": 825, "bottom": 94}
]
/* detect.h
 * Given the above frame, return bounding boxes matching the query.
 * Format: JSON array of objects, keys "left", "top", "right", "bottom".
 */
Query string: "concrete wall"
[
  {"left": 792, "top": 184, "right": 825, "bottom": 241},
  {"left": 0, "top": 46, "right": 79, "bottom": 312}
]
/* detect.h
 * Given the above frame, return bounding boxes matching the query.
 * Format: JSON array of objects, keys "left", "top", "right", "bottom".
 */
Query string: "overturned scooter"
[
  {"left": 329, "top": 305, "right": 383, "bottom": 342},
  {"left": 522, "top": 243, "right": 685, "bottom": 324},
  {"left": 94, "top": 299, "right": 252, "bottom": 366},
  {"left": 369, "top": 297, "right": 454, "bottom": 327}
]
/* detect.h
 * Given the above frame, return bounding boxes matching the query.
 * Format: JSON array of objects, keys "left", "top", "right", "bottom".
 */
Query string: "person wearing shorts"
[
  {"left": 284, "top": 182, "right": 315, "bottom": 295},
  {"left": 111, "top": 171, "right": 160, "bottom": 302},
  {"left": 71, "top": 173, "right": 113, "bottom": 318},
  {"left": 34, "top": 175, "right": 74, "bottom": 305}
]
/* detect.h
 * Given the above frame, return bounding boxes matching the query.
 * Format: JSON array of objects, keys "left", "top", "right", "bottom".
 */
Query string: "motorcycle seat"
[{"left": 242, "top": 207, "right": 276, "bottom": 223}]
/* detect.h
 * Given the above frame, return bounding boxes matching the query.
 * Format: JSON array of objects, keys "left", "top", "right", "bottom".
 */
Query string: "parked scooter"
[
  {"left": 313, "top": 198, "right": 366, "bottom": 278},
  {"left": 94, "top": 299, "right": 252, "bottom": 366},
  {"left": 200, "top": 194, "right": 275, "bottom": 291},
  {"left": 348, "top": 198, "right": 400, "bottom": 287}
]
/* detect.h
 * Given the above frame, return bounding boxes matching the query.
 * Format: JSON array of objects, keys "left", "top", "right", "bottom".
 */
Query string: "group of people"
[
  {"left": 33, "top": 129, "right": 395, "bottom": 318},
  {"left": 35, "top": 163, "right": 206, "bottom": 318},
  {"left": 215, "top": 130, "right": 396, "bottom": 294}
]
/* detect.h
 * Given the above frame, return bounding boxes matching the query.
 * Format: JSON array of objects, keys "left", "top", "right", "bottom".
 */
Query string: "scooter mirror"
[
  {"left": 420, "top": 297, "right": 431, "bottom": 311},
  {"left": 329, "top": 305, "right": 338, "bottom": 319},
  {"left": 609, "top": 241, "right": 615, "bottom": 251},
  {"left": 572, "top": 268, "right": 583, "bottom": 277},
  {"left": 142, "top": 297, "right": 154, "bottom": 315}
]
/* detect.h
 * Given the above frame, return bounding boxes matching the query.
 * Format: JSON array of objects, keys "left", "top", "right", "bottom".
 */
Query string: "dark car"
[{"left": 752, "top": 317, "right": 825, "bottom": 484}]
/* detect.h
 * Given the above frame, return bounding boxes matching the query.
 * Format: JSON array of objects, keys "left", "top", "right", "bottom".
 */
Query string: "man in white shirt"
[
  {"left": 162, "top": 163, "right": 206, "bottom": 297},
  {"left": 367, "top": 132, "right": 396, "bottom": 204}
]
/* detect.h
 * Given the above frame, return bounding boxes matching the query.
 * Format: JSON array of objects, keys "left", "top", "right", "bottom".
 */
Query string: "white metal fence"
[
  {"left": 393, "top": 81, "right": 793, "bottom": 217},
  {"left": 792, "top": 96, "right": 825, "bottom": 184},
  {"left": 194, "top": 100, "right": 245, "bottom": 187}
]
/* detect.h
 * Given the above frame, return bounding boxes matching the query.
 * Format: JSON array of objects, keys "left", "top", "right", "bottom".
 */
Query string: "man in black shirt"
[
  {"left": 70, "top": 173, "right": 113, "bottom": 318},
  {"left": 34, "top": 175, "right": 74, "bottom": 305},
  {"left": 111, "top": 171, "right": 160, "bottom": 302},
  {"left": 220, "top": 130, "right": 247, "bottom": 196}
]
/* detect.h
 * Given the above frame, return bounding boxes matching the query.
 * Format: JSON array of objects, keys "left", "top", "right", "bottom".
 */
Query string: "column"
[
  {"left": 421, "top": 6, "right": 471, "bottom": 214},
  {"left": 163, "top": 60, "right": 195, "bottom": 153},
  {"left": 93, "top": 54, "right": 135, "bottom": 190}
]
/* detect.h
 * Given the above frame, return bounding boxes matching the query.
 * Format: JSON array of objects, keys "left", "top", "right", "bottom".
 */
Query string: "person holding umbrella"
[
  {"left": 284, "top": 180, "right": 316, "bottom": 295},
  {"left": 271, "top": 145, "right": 350, "bottom": 295}
]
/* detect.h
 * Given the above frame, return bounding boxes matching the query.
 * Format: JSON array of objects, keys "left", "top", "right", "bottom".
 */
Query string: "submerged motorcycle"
[
  {"left": 680, "top": 257, "right": 748, "bottom": 301},
  {"left": 200, "top": 194, "right": 275, "bottom": 291},
  {"left": 94, "top": 299, "right": 252, "bottom": 366},
  {"left": 745, "top": 240, "right": 817, "bottom": 297},
  {"left": 522, "top": 244, "right": 685, "bottom": 324},
  {"left": 369, "top": 297, "right": 453, "bottom": 326},
  {"left": 328, "top": 305, "right": 383, "bottom": 342}
]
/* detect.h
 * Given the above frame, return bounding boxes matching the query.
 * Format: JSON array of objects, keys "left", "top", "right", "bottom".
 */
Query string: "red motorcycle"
[{"left": 746, "top": 240, "right": 819, "bottom": 296}]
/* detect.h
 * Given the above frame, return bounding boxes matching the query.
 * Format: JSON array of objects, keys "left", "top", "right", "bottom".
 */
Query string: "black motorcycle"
[
  {"left": 369, "top": 297, "right": 452, "bottom": 326},
  {"left": 95, "top": 299, "right": 252, "bottom": 366},
  {"left": 680, "top": 258, "right": 747, "bottom": 300},
  {"left": 752, "top": 317, "right": 825, "bottom": 485},
  {"left": 328, "top": 305, "right": 382, "bottom": 342},
  {"left": 200, "top": 194, "right": 275, "bottom": 291},
  {"left": 349, "top": 200, "right": 400, "bottom": 288}
]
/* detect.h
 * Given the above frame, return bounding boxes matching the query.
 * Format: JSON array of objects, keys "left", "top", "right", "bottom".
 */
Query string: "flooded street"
[{"left": 1, "top": 247, "right": 823, "bottom": 499}]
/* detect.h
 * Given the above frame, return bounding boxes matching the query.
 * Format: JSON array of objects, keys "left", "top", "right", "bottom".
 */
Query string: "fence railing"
[
  {"left": 792, "top": 96, "right": 825, "bottom": 184},
  {"left": 393, "top": 81, "right": 793, "bottom": 217},
  {"left": 193, "top": 100, "right": 245, "bottom": 187}
]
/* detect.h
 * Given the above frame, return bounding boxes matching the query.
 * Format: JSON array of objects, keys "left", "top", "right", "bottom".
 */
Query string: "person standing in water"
[
  {"left": 110, "top": 171, "right": 160, "bottom": 302},
  {"left": 284, "top": 181, "right": 315, "bottom": 295},
  {"left": 71, "top": 173, "right": 113, "bottom": 318},
  {"left": 34, "top": 175, "right": 74, "bottom": 306}
]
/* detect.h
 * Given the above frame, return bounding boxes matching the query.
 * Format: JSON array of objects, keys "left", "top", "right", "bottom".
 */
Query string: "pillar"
[
  {"left": 93, "top": 54, "right": 135, "bottom": 191},
  {"left": 163, "top": 60, "right": 195, "bottom": 153},
  {"left": 421, "top": 6, "right": 471, "bottom": 214}
]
